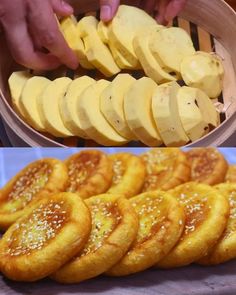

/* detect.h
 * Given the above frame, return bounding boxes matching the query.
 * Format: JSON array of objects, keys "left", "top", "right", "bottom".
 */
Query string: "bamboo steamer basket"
[{"left": 0, "top": 0, "right": 236, "bottom": 147}]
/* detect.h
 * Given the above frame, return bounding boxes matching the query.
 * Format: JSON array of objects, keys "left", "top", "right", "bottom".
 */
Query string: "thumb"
[
  {"left": 100, "top": 0, "right": 120, "bottom": 22},
  {"left": 164, "top": 0, "right": 186, "bottom": 22},
  {"left": 52, "top": 0, "right": 74, "bottom": 16}
]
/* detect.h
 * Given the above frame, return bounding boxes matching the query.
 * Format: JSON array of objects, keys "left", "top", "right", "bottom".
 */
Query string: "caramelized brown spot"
[
  {"left": 6, "top": 201, "right": 68, "bottom": 257},
  {"left": 4, "top": 162, "right": 51, "bottom": 211},
  {"left": 67, "top": 153, "right": 100, "bottom": 192}
]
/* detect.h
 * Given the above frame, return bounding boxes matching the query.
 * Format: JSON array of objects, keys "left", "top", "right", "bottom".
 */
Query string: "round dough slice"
[
  {"left": 186, "top": 148, "right": 228, "bottom": 185},
  {"left": 59, "top": 76, "right": 95, "bottom": 138},
  {"left": 157, "top": 183, "right": 229, "bottom": 268},
  {"left": 65, "top": 150, "right": 113, "bottom": 198},
  {"left": 198, "top": 183, "right": 236, "bottom": 265},
  {"left": 142, "top": 148, "right": 190, "bottom": 192},
  {"left": 20, "top": 76, "right": 51, "bottom": 131},
  {"left": 107, "top": 191, "right": 185, "bottom": 276},
  {"left": 0, "top": 158, "right": 68, "bottom": 230},
  {"left": 100, "top": 73, "right": 136, "bottom": 140},
  {"left": 0, "top": 192, "right": 91, "bottom": 282},
  {"left": 78, "top": 80, "right": 129, "bottom": 146},
  {"left": 52, "top": 194, "right": 138, "bottom": 284},
  {"left": 124, "top": 77, "right": 162, "bottom": 147},
  {"left": 225, "top": 165, "right": 236, "bottom": 183},
  {"left": 107, "top": 153, "right": 146, "bottom": 198},
  {"left": 38, "top": 77, "right": 73, "bottom": 137}
]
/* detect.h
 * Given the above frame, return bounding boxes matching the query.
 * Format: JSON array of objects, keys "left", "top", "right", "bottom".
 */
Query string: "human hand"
[
  {"left": 100, "top": 0, "right": 187, "bottom": 25},
  {"left": 0, "top": 0, "right": 78, "bottom": 70}
]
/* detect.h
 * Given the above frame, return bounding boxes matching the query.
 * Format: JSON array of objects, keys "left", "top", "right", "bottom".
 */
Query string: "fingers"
[
  {"left": 2, "top": 20, "right": 61, "bottom": 70},
  {"left": 26, "top": 0, "right": 78, "bottom": 69},
  {"left": 143, "top": 0, "right": 158, "bottom": 14},
  {"left": 52, "top": 0, "right": 74, "bottom": 17},
  {"left": 164, "top": 0, "right": 186, "bottom": 22},
  {"left": 100, "top": 0, "right": 120, "bottom": 22},
  {"left": 155, "top": 0, "right": 170, "bottom": 25}
]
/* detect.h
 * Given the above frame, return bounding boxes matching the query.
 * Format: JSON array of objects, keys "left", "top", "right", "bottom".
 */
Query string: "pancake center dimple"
[
  {"left": 1, "top": 163, "right": 51, "bottom": 213},
  {"left": 67, "top": 154, "right": 100, "bottom": 192},
  {"left": 6, "top": 201, "right": 68, "bottom": 257},
  {"left": 80, "top": 200, "right": 121, "bottom": 257}
]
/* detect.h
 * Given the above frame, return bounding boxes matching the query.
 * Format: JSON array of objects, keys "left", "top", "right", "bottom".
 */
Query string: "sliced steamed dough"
[
  {"left": 38, "top": 77, "right": 73, "bottom": 138},
  {"left": 8, "top": 71, "right": 32, "bottom": 120},
  {"left": 59, "top": 76, "right": 95, "bottom": 138},
  {"left": 152, "top": 82, "right": 190, "bottom": 147},
  {"left": 149, "top": 27, "right": 196, "bottom": 77},
  {"left": 97, "top": 21, "right": 109, "bottom": 44},
  {"left": 133, "top": 27, "right": 176, "bottom": 84},
  {"left": 100, "top": 74, "right": 136, "bottom": 140},
  {"left": 180, "top": 51, "right": 224, "bottom": 99},
  {"left": 124, "top": 77, "right": 162, "bottom": 147},
  {"left": 177, "top": 86, "right": 210, "bottom": 142},
  {"left": 60, "top": 16, "right": 94, "bottom": 69},
  {"left": 78, "top": 80, "right": 129, "bottom": 146},
  {"left": 109, "top": 5, "right": 157, "bottom": 68},
  {"left": 20, "top": 76, "right": 51, "bottom": 132},
  {"left": 78, "top": 16, "right": 120, "bottom": 77}
]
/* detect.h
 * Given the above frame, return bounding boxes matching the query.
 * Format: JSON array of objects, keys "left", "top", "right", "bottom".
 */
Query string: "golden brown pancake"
[
  {"left": 107, "top": 153, "right": 146, "bottom": 198},
  {"left": 141, "top": 148, "right": 190, "bottom": 191},
  {"left": 107, "top": 191, "right": 185, "bottom": 276},
  {"left": 225, "top": 165, "right": 236, "bottom": 183},
  {"left": 52, "top": 194, "right": 138, "bottom": 284},
  {"left": 0, "top": 192, "right": 91, "bottom": 282},
  {"left": 199, "top": 183, "right": 236, "bottom": 265},
  {"left": 65, "top": 150, "right": 113, "bottom": 198},
  {"left": 157, "top": 182, "right": 229, "bottom": 268},
  {"left": 186, "top": 148, "right": 228, "bottom": 185},
  {"left": 0, "top": 158, "right": 68, "bottom": 230}
]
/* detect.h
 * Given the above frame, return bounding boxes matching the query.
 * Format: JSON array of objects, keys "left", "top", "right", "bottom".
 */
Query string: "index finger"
[
  {"left": 27, "top": 0, "right": 78, "bottom": 69},
  {"left": 164, "top": 0, "right": 186, "bottom": 22}
]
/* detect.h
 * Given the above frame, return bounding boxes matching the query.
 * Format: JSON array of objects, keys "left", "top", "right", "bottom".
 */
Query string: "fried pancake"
[
  {"left": 107, "top": 153, "right": 146, "bottom": 198},
  {"left": 199, "top": 183, "right": 236, "bottom": 265},
  {"left": 0, "top": 192, "right": 91, "bottom": 282},
  {"left": 186, "top": 148, "right": 228, "bottom": 185},
  {"left": 225, "top": 165, "right": 236, "bottom": 183},
  {"left": 52, "top": 194, "right": 138, "bottom": 283},
  {"left": 141, "top": 148, "right": 190, "bottom": 192},
  {"left": 157, "top": 183, "right": 229, "bottom": 268},
  {"left": 107, "top": 191, "right": 185, "bottom": 276},
  {"left": 0, "top": 158, "right": 68, "bottom": 231},
  {"left": 65, "top": 150, "right": 113, "bottom": 198}
]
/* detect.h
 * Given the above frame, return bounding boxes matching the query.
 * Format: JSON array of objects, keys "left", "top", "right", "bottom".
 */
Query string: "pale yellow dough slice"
[
  {"left": 133, "top": 26, "right": 176, "bottom": 84},
  {"left": 78, "top": 80, "right": 128, "bottom": 146},
  {"left": 59, "top": 76, "right": 95, "bottom": 138},
  {"left": 124, "top": 77, "right": 162, "bottom": 146},
  {"left": 181, "top": 51, "right": 224, "bottom": 99},
  {"left": 20, "top": 76, "right": 51, "bottom": 132},
  {"left": 78, "top": 16, "right": 120, "bottom": 77},
  {"left": 38, "top": 77, "right": 73, "bottom": 137},
  {"left": 60, "top": 16, "right": 94, "bottom": 69},
  {"left": 8, "top": 71, "right": 32, "bottom": 120},
  {"left": 109, "top": 5, "right": 157, "bottom": 68},
  {"left": 149, "top": 27, "right": 196, "bottom": 77},
  {"left": 100, "top": 74, "right": 136, "bottom": 140},
  {"left": 152, "top": 82, "right": 190, "bottom": 147}
]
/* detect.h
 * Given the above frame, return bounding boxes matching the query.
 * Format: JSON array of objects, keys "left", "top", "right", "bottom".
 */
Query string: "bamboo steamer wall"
[{"left": 0, "top": 0, "right": 236, "bottom": 147}]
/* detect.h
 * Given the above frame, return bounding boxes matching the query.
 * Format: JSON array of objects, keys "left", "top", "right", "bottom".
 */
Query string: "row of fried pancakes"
[{"left": 0, "top": 148, "right": 235, "bottom": 283}]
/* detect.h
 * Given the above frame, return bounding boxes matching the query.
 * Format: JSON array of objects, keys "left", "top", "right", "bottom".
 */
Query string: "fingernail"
[
  {"left": 101, "top": 5, "right": 112, "bottom": 22},
  {"left": 61, "top": 0, "right": 73, "bottom": 14}
]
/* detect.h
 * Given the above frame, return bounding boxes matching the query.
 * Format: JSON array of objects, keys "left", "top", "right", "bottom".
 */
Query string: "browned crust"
[
  {"left": 65, "top": 150, "right": 113, "bottom": 198},
  {"left": 52, "top": 194, "right": 139, "bottom": 283},
  {"left": 107, "top": 153, "right": 146, "bottom": 198},
  {"left": 141, "top": 148, "right": 191, "bottom": 192},
  {"left": 0, "top": 192, "right": 91, "bottom": 282},
  {"left": 186, "top": 148, "right": 228, "bottom": 185},
  {"left": 0, "top": 158, "right": 68, "bottom": 230}
]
